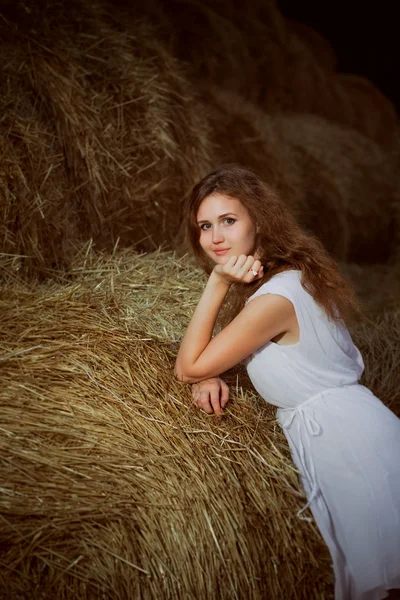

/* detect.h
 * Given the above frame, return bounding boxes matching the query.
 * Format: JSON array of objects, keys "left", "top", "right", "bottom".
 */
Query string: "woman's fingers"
[
  {"left": 208, "top": 387, "right": 224, "bottom": 415},
  {"left": 220, "top": 380, "right": 230, "bottom": 408},
  {"left": 214, "top": 255, "right": 264, "bottom": 284},
  {"left": 193, "top": 388, "right": 224, "bottom": 415},
  {"left": 249, "top": 259, "right": 263, "bottom": 280},
  {"left": 252, "top": 259, "right": 262, "bottom": 273},
  {"left": 234, "top": 254, "right": 249, "bottom": 269},
  {"left": 233, "top": 255, "right": 263, "bottom": 281},
  {"left": 194, "top": 390, "right": 213, "bottom": 414},
  {"left": 191, "top": 379, "right": 228, "bottom": 415},
  {"left": 193, "top": 389, "right": 220, "bottom": 415}
]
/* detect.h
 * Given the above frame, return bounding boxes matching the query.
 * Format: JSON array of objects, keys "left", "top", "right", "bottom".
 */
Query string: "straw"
[
  {"left": 0, "top": 3, "right": 213, "bottom": 277},
  {"left": 0, "top": 247, "right": 336, "bottom": 599},
  {"left": 1, "top": 247, "right": 399, "bottom": 598}
]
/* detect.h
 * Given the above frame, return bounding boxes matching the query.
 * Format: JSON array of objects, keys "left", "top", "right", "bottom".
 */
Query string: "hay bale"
[
  {"left": 1, "top": 247, "right": 399, "bottom": 598},
  {"left": 137, "top": 0, "right": 398, "bottom": 147},
  {"left": 0, "top": 1, "right": 212, "bottom": 276},
  {"left": 352, "top": 309, "right": 400, "bottom": 415},
  {"left": 270, "top": 113, "right": 400, "bottom": 263},
  {"left": 340, "top": 262, "right": 400, "bottom": 317},
  {"left": 318, "top": 73, "right": 399, "bottom": 150},
  {"left": 198, "top": 87, "right": 346, "bottom": 259},
  {"left": 0, "top": 248, "right": 334, "bottom": 599},
  {"left": 0, "top": 79, "right": 83, "bottom": 275},
  {"left": 126, "top": 0, "right": 289, "bottom": 104},
  {"left": 329, "top": 74, "right": 399, "bottom": 147},
  {"left": 258, "top": 32, "right": 333, "bottom": 114},
  {"left": 286, "top": 19, "right": 337, "bottom": 72},
  {"left": 200, "top": 87, "right": 399, "bottom": 263},
  {"left": 257, "top": 37, "right": 398, "bottom": 147}
]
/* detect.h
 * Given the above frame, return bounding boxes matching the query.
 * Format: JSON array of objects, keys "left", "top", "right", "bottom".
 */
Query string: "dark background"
[
  {"left": 2, "top": 0, "right": 398, "bottom": 112},
  {"left": 279, "top": 0, "right": 399, "bottom": 113}
]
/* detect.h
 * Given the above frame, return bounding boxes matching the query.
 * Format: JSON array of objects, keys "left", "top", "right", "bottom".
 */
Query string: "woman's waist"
[
  {"left": 247, "top": 365, "right": 363, "bottom": 409},
  {"left": 277, "top": 382, "right": 374, "bottom": 427}
]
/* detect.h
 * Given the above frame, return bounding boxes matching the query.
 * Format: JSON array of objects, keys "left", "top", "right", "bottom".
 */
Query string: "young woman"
[{"left": 174, "top": 163, "right": 400, "bottom": 600}]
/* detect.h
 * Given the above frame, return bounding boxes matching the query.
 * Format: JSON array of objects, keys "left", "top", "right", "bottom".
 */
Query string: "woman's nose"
[{"left": 212, "top": 227, "right": 224, "bottom": 244}]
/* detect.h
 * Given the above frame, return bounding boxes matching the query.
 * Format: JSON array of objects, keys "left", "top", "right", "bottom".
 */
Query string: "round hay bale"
[
  {"left": 286, "top": 19, "right": 337, "bottom": 72},
  {"left": 1, "top": 248, "right": 399, "bottom": 598},
  {"left": 270, "top": 113, "right": 400, "bottom": 263},
  {"left": 127, "top": 0, "right": 398, "bottom": 147},
  {"left": 0, "top": 54, "right": 86, "bottom": 275},
  {"left": 330, "top": 74, "right": 399, "bottom": 147},
  {"left": 257, "top": 37, "right": 398, "bottom": 148},
  {"left": 125, "top": 0, "right": 289, "bottom": 104},
  {"left": 352, "top": 308, "right": 400, "bottom": 416},
  {"left": 0, "top": 2, "right": 212, "bottom": 277},
  {"left": 0, "top": 248, "right": 334, "bottom": 599},
  {"left": 258, "top": 32, "right": 334, "bottom": 114},
  {"left": 340, "top": 262, "right": 400, "bottom": 317},
  {"left": 200, "top": 88, "right": 399, "bottom": 263}
]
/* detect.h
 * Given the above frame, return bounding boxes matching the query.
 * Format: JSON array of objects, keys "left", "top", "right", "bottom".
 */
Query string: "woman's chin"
[{"left": 215, "top": 255, "right": 230, "bottom": 265}]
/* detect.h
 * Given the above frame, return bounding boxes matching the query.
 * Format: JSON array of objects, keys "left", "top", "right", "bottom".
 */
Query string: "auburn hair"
[{"left": 185, "top": 163, "right": 360, "bottom": 323}]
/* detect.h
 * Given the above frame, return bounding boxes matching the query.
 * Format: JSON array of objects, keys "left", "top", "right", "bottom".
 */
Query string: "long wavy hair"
[{"left": 185, "top": 163, "right": 360, "bottom": 323}]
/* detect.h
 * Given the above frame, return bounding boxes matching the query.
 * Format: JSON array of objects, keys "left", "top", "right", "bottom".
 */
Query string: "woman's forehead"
[{"left": 197, "top": 193, "right": 244, "bottom": 218}]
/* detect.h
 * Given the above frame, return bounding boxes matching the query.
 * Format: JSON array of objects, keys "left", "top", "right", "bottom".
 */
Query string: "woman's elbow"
[
  {"left": 174, "top": 362, "right": 203, "bottom": 384},
  {"left": 174, "top": 361, "right": 192, "bottom": 383}
]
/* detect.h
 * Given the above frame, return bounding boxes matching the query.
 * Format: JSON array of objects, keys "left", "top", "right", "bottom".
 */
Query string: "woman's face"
[{"left": 196, "top": 193, "right": 257, "bottom": 265}]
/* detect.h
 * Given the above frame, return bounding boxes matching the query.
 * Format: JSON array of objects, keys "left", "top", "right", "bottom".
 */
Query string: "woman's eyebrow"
[{"left": 197, "top": 212, "right": 238, "bottom": 224}]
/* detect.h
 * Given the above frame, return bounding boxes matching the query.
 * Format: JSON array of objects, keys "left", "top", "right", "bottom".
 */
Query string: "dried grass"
[
  {"left": 0, "top": 248, "right": 333, "bottom": 599},
  {"left": 1, "top": 247, "right": 399, "bottom": 599},
  {"left": 0, "top": 1, "right": 213, "bottom": 277},
  {"left": 333, "top": 74, "right": 398, "bottom": 147},
  {"left": 258, "top": 37, "right": 398, "bottom": 147},
  {"left": 200, "top": 88, "right": 400, "bottom": 263},
  {"left": 340, "top": 262, "right": 400, "bottom": 317},
  {"left": 143, "top": 0, "right": 287, "bottom": 103},
  {"left": 286, "top": 20, "right": 337, "bottom": 72},
  {"left": 1, "top": 0, "right": 399, "bottom": 283},
  {"left": 133, "top": 0, "right": 399, "bottom": 146}
]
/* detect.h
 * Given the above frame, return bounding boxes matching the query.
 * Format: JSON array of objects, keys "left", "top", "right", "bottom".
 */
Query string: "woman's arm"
[
  {"left": 175, "top": 292, "right": 294, "bottom": 382},
  {"left": 174, "top": 255, "right": 295, "bottom": 383},
  {"left": 174, "top": 270, "right": 231, "bottom": 379}
]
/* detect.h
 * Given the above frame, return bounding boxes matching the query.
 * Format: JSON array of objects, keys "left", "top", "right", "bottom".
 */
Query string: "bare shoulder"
[
  {"left": 243, "top": 292, "right": 295, "bottom": 319},
  {"left": 241, "top": 293, "right": 299, "bottom": 345}
]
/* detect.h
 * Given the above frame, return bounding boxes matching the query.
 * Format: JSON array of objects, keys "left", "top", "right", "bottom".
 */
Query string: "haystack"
[
  {"left": 0, "top": 248, "right": 333, "bottom": 599},
  {"left": 134, "top": 0, "right": 398, "bottom": 147},
  {"left": 0, "top": 1, "right": 212, "bottom": 277},
  {"left": 257, "top": 35, "right": 398, "bottom": 148},
  {"left": 201, "top": 87, "right": 400, "bottom": 263},
  {"left": 140, "top": 0, "right": 287, "bottom": 103},
  {"left": 328, "top": 74, "right": 399, "bottom": 148},
  {"left": 340, "top": 262, "right": 400, "bottom": 317},
  {"left": 2, "top": 0, "right": 399, "bottom": 282},
  {"left": 286, "top": 19, "right": 337, "bottom": 72},
  {"left": 1, "top": 247, "right": 399, "bottom": 599}
]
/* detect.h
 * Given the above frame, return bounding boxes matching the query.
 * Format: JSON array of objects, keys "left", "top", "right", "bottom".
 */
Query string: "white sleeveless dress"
[{"left": 245, "top": 270, "right": 400, "bottom": 600}]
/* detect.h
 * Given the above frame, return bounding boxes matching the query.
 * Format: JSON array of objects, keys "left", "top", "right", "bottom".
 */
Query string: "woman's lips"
[{"left": 214, "top": 248, "right": 230, "bottom": 255}]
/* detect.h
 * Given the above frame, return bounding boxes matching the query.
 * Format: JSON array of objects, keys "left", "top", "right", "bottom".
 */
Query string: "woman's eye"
[
  {"left": 224, "top": 218, "right": 236, "bottom": 225},
  {"left": 200, "top": 223, "right": 211, "bottom": 231}
]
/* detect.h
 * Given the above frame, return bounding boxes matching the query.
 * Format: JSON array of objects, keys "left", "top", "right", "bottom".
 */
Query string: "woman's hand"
[
  {"left": 213, "top": 255, "right": 263, "bottom": 285},
  {"left": 192, "top": 378, "right": 229, "bottom": 415}
]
